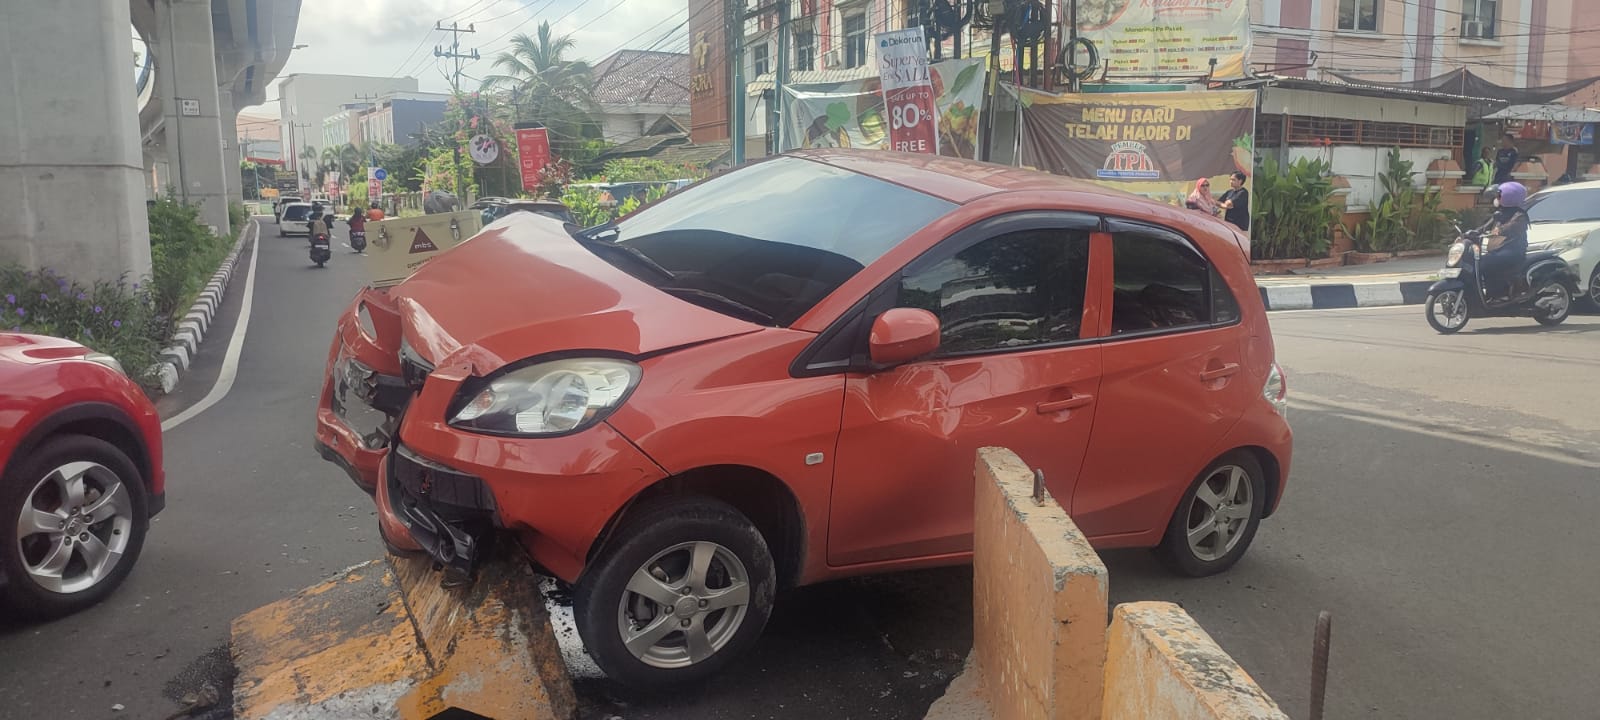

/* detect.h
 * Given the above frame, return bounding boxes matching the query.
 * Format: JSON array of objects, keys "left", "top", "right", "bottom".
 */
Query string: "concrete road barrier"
[
  {"left": 926, "top": 447, "right": 1287, "bottom": 720},
  {"left": 231, "top": 548, "right": 575, "bottom": 720}
]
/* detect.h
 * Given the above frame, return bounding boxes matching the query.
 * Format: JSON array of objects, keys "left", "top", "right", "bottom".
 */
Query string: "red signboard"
[
  {"left": 515, "top": 127, "right": 551, "bottom": 193},
  {"left": 876, "top": 28, "right": 939, "bottom": 155}
]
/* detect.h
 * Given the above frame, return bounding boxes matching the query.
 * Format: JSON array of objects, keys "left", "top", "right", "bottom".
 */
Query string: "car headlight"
[
  {"left": 84, "top": 352, "right": 125, "bottom": 375},
  {"left": 449, "top": 358, "right": 640, "bottom": 436},
  {"left": 1543, "top": 231, "right": 1589, "bottom": 253},
  {"left": 1447, "top": 242, "right": 1466, "bottom": 268}
]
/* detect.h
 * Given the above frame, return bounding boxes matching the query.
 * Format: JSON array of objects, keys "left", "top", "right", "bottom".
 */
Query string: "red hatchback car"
[
  {"left": 316, "top": 151, "right": 1291, "bottom": 688},
  {"left": 0, "top": 333, "right": 163, "bottom": 619}
]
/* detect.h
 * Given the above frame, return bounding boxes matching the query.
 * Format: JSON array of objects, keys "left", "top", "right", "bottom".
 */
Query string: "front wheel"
[
  {"left": 1585, "top": 265, "right": 1600, "bottom": 311},
  {"left": 1155, "top": 452, "right": 1267, "bottom": 577},
  {"left": 575, "top": 498, "right": 776, "bottom": 690},
  {"left": 1534, "top": 282, "right": 1572, "bottom": 326},
  {"left": 0, "top": 435, "right": 149, "bottom": 620},
  {"left": 1426, "top": 290, "right": 1470, "bottom": 334}
]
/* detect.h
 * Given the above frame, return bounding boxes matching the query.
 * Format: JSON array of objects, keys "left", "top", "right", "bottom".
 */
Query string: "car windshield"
[
  {"left": 1525, "top": 188, "right": 1600, "bottom": 224},
  {"left": 282, "top": 205, "right": 310, "bottom": 221},
  {"left": 585, "top": 157, "right": 954, "bottom": 326}
]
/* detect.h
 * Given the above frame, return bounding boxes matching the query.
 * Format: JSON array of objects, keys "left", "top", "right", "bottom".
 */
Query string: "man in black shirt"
[
  {"left": 1493, "top": 133, "right": 1520, "bottom": 185},
  {"left": 1218, "top": 171, "right": 1250, "bottom": 232}
]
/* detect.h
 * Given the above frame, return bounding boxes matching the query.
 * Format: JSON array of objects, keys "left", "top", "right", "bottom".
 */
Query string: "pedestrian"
[
  {"left": 1185, "top": 178, "right": 1220, "bottom": 216},
  {"left": 1493, "top": 132, "right": 1520, "bottom": 186},
  {"left": 1217, "top": 171, "right": 1250, "bottom": 232}
]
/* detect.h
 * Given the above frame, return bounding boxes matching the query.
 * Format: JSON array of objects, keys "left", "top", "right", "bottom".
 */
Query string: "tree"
[
  {"left": 481, "top": 21, "right": 601, "bottom": 159},
  {"left": 298, "top": 144, "right": 317, "bottom": 186}
]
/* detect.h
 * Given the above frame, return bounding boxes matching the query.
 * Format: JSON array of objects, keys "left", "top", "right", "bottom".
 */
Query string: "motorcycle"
[
  {"left": 1425, "top": 223, "right": 1578, "bottom": 334},
  {"left": 349, "top": 230, "right": 367, "bottom": 253},
  {"left": 310, "top": 232, "right": 332, "bottom": 268}
]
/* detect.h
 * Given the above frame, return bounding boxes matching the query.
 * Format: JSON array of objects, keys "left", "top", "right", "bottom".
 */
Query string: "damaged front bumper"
[{"left": 385, "top": 444, "right": 498, "bottom": 584}]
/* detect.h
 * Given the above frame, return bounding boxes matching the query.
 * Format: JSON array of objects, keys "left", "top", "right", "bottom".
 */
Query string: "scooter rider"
[{"left": 1477, "top": 181, "right": 1530, "bottom": 299}]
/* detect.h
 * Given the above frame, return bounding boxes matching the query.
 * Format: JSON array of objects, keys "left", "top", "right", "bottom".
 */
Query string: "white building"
[
  {"left": 589, "top": 50, "right": 690, "bottom": 145},
  {"left": 277, "top": 73, "right": 417, "bottom": 184}
]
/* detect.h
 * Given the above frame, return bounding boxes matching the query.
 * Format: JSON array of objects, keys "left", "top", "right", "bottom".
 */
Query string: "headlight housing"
[
  {"left": 84, "top": 352, "right": 125, "bottom": 375},
  {"left": 1263, "top": 362, "right": 1287, "bottom": 417},
  {"left": 449, "top": 358, "right": 640, "bottom": 437},
  {"left": 1543, "top": 231, "right": 1589, "bottom": 253},
  {"left": 1446, "top": 242, "right": 1466, "bottom": 267}
]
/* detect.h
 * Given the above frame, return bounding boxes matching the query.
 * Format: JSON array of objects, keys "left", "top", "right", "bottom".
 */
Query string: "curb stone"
[
  {"left": 147, "top": 220, "right": 254, "bottom": 395},
  {"left": 1259, "top": 280, "right": 1435, "bottom": 311}
]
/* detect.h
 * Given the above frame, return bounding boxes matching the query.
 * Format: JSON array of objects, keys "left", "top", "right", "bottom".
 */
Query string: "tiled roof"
[
  {"left": 602, "top": 132, "right": 689, "bottom": 157},
  {"left": 590, "top": 50, "right": 691, "bottom": 108},
  {"left": 651, "top": 141, "right": 732, "bottom": 169}
]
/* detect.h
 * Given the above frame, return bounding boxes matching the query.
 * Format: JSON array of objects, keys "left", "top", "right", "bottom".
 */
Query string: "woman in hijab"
[{"left": 1185, "top": 178, "right": 1220, "bottom": 216}]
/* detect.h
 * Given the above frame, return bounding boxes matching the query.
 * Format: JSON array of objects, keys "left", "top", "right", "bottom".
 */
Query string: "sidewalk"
[{"left": 1252, "top": 255, "right": 1442, "bottom": 311}]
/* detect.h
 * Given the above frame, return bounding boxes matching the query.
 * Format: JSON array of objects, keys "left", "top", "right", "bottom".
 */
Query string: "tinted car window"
[
  {"left": 1211, "top": 267, "right": 1240, "bottom": 325},
  {"left": 1524, "top": 188, "right": 1600, "bottom": 224},
  {"left": 1111, "top": 230, "right": 1210, "bottom": 334},
  {"left": 596, "top": 157, "right": 955, "bottom": 326},
  {"left": 282, "top": 205, "right": 311, "bottom": 221},
  {"left": 898, "top": 229, "right": 1091, "bottom": 355}
]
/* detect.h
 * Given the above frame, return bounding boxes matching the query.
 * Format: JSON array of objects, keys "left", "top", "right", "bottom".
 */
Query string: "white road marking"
[
  {"left": 1293, "top": 391, "right": 1599, "bottom": 469},
  {"left": 162, "top": 219, "right": 261, "bottom": 432},
  {"left": 1267, "top": 304, "right": 1418, "bottom": 317}
]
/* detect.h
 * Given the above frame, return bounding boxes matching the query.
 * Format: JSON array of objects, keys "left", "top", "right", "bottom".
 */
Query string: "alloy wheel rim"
[
  {"left": 1436, "top": 290, "right": 1468, "bottom": 328},
  {"left": 1541, "top": 283, "right": 1570, "bottom": 319},
  {"left": 16, "top": 461, "right": 133, "bottom": 594},
  {"left": 1186, "top": 465, "right": 1253, "bottom": 562},
  {"left": 616, "top": 540, "right": 751, "bottom": 669},
  {"left": 1589, "top": 268, "right": 1600, "bottom": 305}
]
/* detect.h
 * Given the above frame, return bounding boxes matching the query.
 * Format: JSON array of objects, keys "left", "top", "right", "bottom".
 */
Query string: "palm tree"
[
  {"left": 481, "top": 21, "right": 600, "bottom": 157},
  {"left": 339, "top": 143, "right": 364, "bottom": 180},
  {"left": 298, "top": 144, "right": 317, "bottom": 187}
]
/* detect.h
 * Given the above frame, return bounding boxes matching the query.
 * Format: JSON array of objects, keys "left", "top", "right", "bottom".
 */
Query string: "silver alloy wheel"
[
  {"left": 1185, "top": 465, "right": 1254, "bottom": 562},
  {"left": 1538, "top": 282, "right": 1571, "bottom": 320},
  {"left": 1589, "top": 266, "right": 1600, "bottom": 306},
  {"left": 616, "top": 540, "right": 751, "bottom": 669},
  {"left": 15, "top": 461, "right": 133, "bottom": 594},
  {"left": 1433, "top": 289, "right": 1468, "bottom": 330}
]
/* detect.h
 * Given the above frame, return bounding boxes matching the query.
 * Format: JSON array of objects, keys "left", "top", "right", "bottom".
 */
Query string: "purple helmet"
[{"left": 1497, "top": 181, "right": 1528, "bottom": 208}]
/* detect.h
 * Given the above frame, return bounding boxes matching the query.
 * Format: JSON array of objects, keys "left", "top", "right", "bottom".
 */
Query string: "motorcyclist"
[{"left": 1476, "top": 181, "right": 1530, "bottom": 299}]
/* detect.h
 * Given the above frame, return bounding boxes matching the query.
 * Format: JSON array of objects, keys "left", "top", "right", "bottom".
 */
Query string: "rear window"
[
  {"left": 282, "top": 205, "right": 310, "bottom": 221},
  {"left": 590, "top": 157, "right": 955, "bottom": 326},
  {"left": 1525, "top": 188, "right": 1600, "bottom": 224}
]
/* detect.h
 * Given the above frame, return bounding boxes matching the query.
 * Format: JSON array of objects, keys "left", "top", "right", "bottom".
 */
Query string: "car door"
[
  {"left": 1071, "top": 218, "right": 1251, "bottom": 542},
  {"left": 827, "top": 213, "right": 1107, "bottom": 567}
]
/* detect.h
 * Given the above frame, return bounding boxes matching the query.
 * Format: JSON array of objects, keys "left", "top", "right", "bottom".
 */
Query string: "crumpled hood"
[{"left": 390, "top": 213, "right": 760, "bottom": 374}]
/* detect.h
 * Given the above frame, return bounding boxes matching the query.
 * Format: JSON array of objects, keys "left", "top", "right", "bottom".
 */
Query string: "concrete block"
[
  {"left": 160, "top": 345, "right": 190, "bottom": 372},
  {"left": 1102, "top": 603, "right": 1287, "bottom": 720},
  {"left": 232, "top": 550, "right": 576, "bottom": 720},
  {"left": 151, "top": 363, "right": 179, "bottom": 394},
  {"left": 924, "top": 653, "right": 994, "bottom": 720},
  {"left": 175, "top": 324, "right": 200, "bottom": 354},
  {"left": 971, "top": 447, "right": 1109, "bottom": 720},
  {"left": 184, "top": 309, "right": 209, "bottom": 335}
]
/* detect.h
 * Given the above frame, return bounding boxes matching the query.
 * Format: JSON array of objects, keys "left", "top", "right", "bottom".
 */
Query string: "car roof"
[
  {"left": 283, "top": 202, "right": 311, "bottom": 208},
  {"left": 789, "top": 149, "right": 1172, "bottom": 210}
]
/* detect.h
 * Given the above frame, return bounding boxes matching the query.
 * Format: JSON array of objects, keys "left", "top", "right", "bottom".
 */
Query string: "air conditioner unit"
[
  {"left": 1462, "top": 20, "right": 1485, "bottom": 38},
  {"left": 823, "top": 49, "right": 843, "bottom": 68}
]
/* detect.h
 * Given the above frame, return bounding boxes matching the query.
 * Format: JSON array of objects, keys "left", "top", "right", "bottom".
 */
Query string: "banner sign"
[
  {"left": 1078, "top": 0, "right": 1252, "bottom": 80},
  {"left": 1552, "top": 122, "right": 1594, "bottom": 145},
  {"left": 514, "top": 127, "right": 551, "bottom": 193},
  {"left": 1019, "top": 89, "right": 1255, "bottom": 206},
  {"left": 875, "top": 28, "right": 938, "bottom": 154},
  {"left": 784, "top": 58, "right": 986, "bottom": 158}
]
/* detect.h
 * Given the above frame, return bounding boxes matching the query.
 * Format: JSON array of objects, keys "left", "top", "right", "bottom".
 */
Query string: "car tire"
[
  {"left": 0, "top": 435, "right": 149, "bottom": 620},
  {"left": 574, "top": 498, "right": 776, "bottom": 691},
  {"left": 1155, "top": 451, "right": 1266, "bottom": 578},
  {"left": 1534, "top": 282, "right": 1572, "bottom": 326},
  {"left": 1584, "top": 265, "right": 1600, "bottom": 311}
]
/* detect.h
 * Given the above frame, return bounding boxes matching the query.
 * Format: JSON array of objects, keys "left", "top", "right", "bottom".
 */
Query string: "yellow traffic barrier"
[{"left": 231, "top": 548, "right": 575, "bottom": 720}]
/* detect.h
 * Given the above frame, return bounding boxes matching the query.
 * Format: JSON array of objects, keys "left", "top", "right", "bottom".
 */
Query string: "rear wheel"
[
  {"left": 1585, "top": 265, "right": 1600, "bottom": 311},
  {"left": 0, "top": 435, "right": 149, "bottom": 620},
  {"left": 1535, "top": 281, "right": 1572, "bottom": 326},
  {"left": 1156, "top": 452, "right": 1266, "bottom": 577},
  {"left": 1426, "top": 290, "right": 1469, "bottom": 334},
  {"left": 575, "top": 498, "right": 775, "bottom": 690}
]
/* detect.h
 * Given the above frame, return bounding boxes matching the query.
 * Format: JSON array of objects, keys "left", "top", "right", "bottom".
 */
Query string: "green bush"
[
  {"left": 1, "top": 197, "right": 237, "bottom": 387},
  {"left": 0, "top": 267, "right": 162, "bottom": 383},
  {"left": 1348, "top": 149, "right": 1450, "bottom": 252},
  {"left": 592, "top": 158, "right": 706, "bottom": 183},
  {"left": 229, "top": 201, "right": 249, "bottom": 232},
  {"left": 148, "top": 197, "right": 232, "bottom": 324},
  {"left": 1251, "top": 157, "right": 1340, "bottom": 260},
  {"left": 560, "top": 186, "right": 611, "bottom": 227}
]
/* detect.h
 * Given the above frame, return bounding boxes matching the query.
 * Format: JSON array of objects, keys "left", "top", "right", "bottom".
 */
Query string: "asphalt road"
[{"left": 2, "top": 228, "right": 1597, "bottom": 719}]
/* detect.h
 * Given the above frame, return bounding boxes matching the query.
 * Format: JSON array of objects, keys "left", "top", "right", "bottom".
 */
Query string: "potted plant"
[{"left": 1250, "top": 157, "right": 1339, "bottom": 272}]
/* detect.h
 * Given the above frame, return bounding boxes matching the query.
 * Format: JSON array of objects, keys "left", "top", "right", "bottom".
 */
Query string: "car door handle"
[
  {"left": 1200, "top": 363, "right": 1241, "bottom": 382},
  {"left": 1037, "top": 394, "right": 1094, "bottom": 414}
]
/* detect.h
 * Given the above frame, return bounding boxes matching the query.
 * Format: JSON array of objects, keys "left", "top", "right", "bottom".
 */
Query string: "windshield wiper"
[
  {"left": 572, "top": 228, "right": 675, "bottom": 281},
  {"left": 659, "top": 287, "right": 775, "bottom": 325}
]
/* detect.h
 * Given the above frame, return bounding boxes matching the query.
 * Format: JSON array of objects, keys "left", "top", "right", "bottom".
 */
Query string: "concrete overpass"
[{"left": 0, "top": 0, "right": 301, "bottom": 285}]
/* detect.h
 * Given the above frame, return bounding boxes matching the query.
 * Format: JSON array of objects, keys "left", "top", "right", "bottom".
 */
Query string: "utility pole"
[
  {"left": 433, "top": 22, "right": 479, "bottom": 196},
  {"left": 290, "top": 121, "right": 315, "bottom": 192},
  {"left": 775, "top": 0, "right": 791, "bottom": 153},
  {"left": 1067, "top": 0, "right": 1080, "bottom": 93},
  {"left": 728, "top": 0, "right": 747, "bottom": 165},
  {"left": 980, "top": 0, "right": 1006, "bottom": 162}
]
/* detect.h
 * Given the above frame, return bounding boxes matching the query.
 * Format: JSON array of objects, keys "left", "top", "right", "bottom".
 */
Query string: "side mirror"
[{"left": 869, "top": 308, "right": 940, "bottom": 367}]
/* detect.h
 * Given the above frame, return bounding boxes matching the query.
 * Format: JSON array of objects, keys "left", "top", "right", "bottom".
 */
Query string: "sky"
[{"left": 249, "top": 0, "right": 688, "bottom": 116}]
